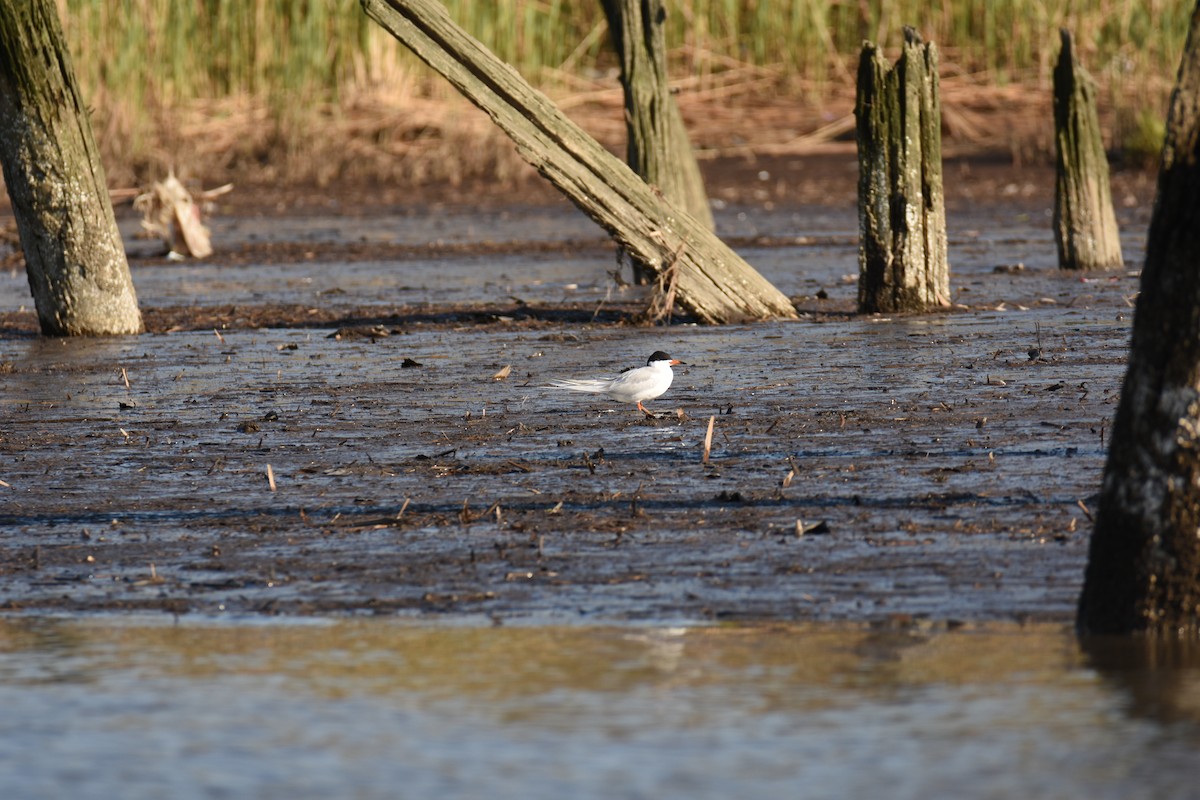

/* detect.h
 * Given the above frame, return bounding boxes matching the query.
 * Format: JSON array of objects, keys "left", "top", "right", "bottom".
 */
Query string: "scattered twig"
[
  {"left": 703, "top": 415, "right": 715, "bottom": 464},
  {"left": 1076, "top": 498, "right": 1093, "bottom": 521}
]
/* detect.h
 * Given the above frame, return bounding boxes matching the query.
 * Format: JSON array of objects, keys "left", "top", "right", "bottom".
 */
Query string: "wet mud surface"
[{"left": 0, "top": 155, "right": 1154, "bottom": 624}]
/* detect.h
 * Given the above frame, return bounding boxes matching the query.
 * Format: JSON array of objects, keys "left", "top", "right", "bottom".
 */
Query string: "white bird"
[{"left": 549, "top": 351, "right": 683, "bottom": 415}]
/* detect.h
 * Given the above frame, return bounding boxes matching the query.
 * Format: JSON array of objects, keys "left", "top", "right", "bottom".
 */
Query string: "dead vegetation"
[{"left": 74, "top": 73, "right": 1120, "bottom": 194}]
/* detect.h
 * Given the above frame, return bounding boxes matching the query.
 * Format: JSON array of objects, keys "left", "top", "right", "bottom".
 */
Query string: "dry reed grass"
[{"left": 39, "top": 1, "right": 1195, "bottom": 189}]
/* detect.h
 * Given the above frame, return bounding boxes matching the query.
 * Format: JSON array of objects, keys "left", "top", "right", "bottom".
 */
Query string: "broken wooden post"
[
  {"left": 855, "top": 27, "right": 949, "bottom": 314},
  {"left": 1077, "top": 6, "right": 1200, "bottom": 636},
  {"left": 1053, "top": 29, "right": 1124, "bottom": 272},
  {"left": 601, "top": 0, "right": 714, "bottom": 232},
  {"left": 0, "top": 0, "right": 143, "bottom": 336},
  {"left": 361, "top": 0, "right": 796, "bottom": 324}
]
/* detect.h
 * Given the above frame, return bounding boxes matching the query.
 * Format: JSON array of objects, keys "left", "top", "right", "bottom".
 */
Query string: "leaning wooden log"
[
  {"left": 601, "top": 0, "right": 714, "bottom": 233},
  {"left": 1053, "top": 29, "right": 1123, "bottom": 272},
  {"left": 855, "top": 27, "right": 949, "bottom": 314},
  {"left": 1077, "top": 5, "right": 1200, "bottom": 636},
  {"left": 0, "top": 0, "right": 143, "bottom": 336},
  {"left": 361, "top": 0, "right": 796, "bottom": 324}
]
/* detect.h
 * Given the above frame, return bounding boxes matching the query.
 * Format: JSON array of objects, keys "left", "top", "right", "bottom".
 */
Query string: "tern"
[{"left": 549, "top": 351, "right": 683, "bottom": 415}]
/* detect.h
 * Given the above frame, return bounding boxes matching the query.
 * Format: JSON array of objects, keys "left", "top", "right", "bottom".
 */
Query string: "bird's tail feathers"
[{"left": 548, "top": 379, "right": 610, "bottom": 394}]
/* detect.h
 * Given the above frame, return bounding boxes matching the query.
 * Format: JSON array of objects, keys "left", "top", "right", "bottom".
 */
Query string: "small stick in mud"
[
  {"left": 266, "top": 464, "right": 276, "bottom": 492},
  {"left": 703, "top": 415, "right": 715, "bottom": 463},
  {"left": 121, "top": 367, "right": 130, "bottom": 389},
  {"left": 1076, "top": 498, "right": 1093, "bottom": 521}
]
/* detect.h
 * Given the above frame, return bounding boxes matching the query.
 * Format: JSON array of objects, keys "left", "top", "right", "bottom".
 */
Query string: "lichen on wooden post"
[
  {"left": 0, "top": 0, "right": 143, "bottom": 336},
  {"left": 855, "top": 27, "right": 949, "bottom": 314},
  {"left": 1053, "top": 28, "right": 1124, "bottom": 272}
]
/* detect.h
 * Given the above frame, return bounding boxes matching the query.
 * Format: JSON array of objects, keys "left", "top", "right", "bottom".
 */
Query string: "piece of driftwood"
[
  {"left": 0, "top": 0, "right": 142, "bottom": 335},
  {"left": 1053, "top": 29, "right": 1123, "bottom": 272},
  {"left": 361, "top": 0, "right": 796, "bottom": 324},
  {"left": 134, "top": 175, "right": 231, "bottom": 258},
  {"left": 855, "top": 27, "right": 949, "bottom": 314}
]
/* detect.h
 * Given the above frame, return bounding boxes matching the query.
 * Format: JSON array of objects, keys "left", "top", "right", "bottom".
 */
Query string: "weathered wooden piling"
[
  {"left": 0, "top": 0, "right": 143, "bottom": 336},
  {"left": 361, "top": 0, "right": 796, "bottom": 324},
  {"left": 1077, "top": 7, "right": 1200, "bottom": 636},
  {"left": 601, "top": 0, "right": 713, "bottom": 233},
  {"left": 602, "top": 0, "right": 712, "bottom": 286},
  {"left": 855, "top": 27, "right": 949, "bottom": 314},
  {"left": 1053, "top": 29, "right": 1123, "bottom": 272}
]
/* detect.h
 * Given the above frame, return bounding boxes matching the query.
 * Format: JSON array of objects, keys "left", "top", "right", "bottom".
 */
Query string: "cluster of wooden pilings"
[
  {"left": 854, "top": 27, "right": 1123, "bottom": 315},
  {"left": 0, "top": 0, "right": 1128, "bottom": 332}
]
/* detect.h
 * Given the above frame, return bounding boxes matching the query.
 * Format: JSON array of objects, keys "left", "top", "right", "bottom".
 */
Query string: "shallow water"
[
  {"left": 0, "top": 201, "right": 1145, "bottom": 312},
  {"left": 0, "top": 170, "right": 1183, "bottom": 800},
  {"left": 1, "top": 618, "right": 1197, "bottom": 800}
]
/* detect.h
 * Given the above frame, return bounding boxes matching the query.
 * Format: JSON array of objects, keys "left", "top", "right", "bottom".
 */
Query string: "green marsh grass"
[{"left": 55, "top": 0, "right": 1191, "bottom": 185}]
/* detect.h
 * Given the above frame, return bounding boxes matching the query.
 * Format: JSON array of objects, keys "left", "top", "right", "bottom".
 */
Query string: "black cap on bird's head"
[{"left": 647, "top": 351, "right": 683, "bottom": 365}]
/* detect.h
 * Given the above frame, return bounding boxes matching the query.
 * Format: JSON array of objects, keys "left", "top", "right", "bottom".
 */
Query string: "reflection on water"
[{"left": 1, "top": 619, "right": 1198, "bottom": 799}]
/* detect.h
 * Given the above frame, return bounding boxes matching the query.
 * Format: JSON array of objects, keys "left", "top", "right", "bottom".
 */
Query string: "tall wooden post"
[
  {"left": 601, "top": 0, "right": 714, "bottom": 232},
  {"left": 0, "top": 0, "right": 142, "bottom": 336},
  {"left": 1077, "top": 4, "right": 1200, "bottom": 636},
  {"left": 1053, "top": 29, "right": 1124, "bottom": 272},
  {"left": 855, "top": 27, "right": 949, "bottom": 314}
]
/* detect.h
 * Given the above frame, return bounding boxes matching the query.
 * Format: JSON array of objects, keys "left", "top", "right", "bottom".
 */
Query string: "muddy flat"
[{"left": 0, "top": 155, "right": 1153, "bottom": 624}]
